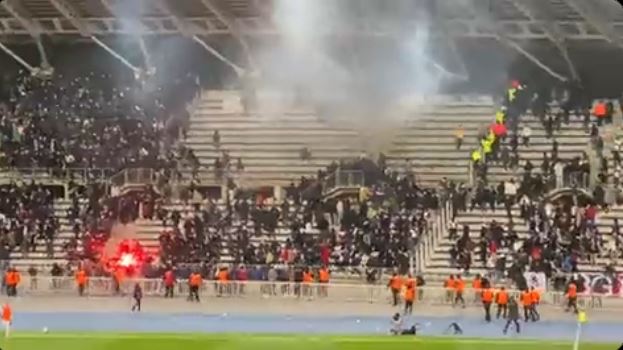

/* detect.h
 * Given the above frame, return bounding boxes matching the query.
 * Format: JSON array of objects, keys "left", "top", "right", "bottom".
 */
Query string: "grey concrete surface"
[{"left": 4, "top": 295, "right": 620, "bottom": 322}]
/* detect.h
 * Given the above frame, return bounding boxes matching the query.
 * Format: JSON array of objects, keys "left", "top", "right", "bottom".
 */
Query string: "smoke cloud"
[{"left": 249, "top": 0, "right": 462, "bottom": 126}]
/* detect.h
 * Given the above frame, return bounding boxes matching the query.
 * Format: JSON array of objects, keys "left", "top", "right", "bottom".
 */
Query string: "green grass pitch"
[{"left": 0, "top": 334, "right": 616, "bottom": 350}]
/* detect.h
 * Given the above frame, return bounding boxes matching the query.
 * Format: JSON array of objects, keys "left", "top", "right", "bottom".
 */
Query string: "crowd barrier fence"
[{"left": 10, "top": 276, "right": 619, "bottom": 310}]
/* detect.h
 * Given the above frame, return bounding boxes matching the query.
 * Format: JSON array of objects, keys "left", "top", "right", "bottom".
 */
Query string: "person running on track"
[{"left": 503, "top": 297, "right": 520, "bottom": 334}]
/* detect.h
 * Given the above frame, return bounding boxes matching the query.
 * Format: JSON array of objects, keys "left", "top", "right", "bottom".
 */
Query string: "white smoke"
[{"left": 249, "top": 0, "right": 461, "bottom": 126}]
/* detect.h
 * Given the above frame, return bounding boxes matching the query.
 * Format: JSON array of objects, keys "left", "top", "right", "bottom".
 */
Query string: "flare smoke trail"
[{"left": 95, "top": 0, "right": 145, "bottom": 73}]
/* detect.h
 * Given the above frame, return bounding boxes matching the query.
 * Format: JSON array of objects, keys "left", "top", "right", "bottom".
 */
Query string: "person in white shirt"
[
  {"left": 391, "top": 313, "right": 417, "bottom": 335},
  {"left": 336, "top": 200, "right": 344, "bottom": 225},
  {"left": 520, "top": 126, "right": 532, "bottom": 146}
]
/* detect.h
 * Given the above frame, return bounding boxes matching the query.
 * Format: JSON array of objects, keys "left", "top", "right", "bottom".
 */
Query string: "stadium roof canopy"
[
  {"left": 1, "top": 0, "right": 622, "bottom": 41},
  {"left": 1, "top": 0, "right": 622, "bottom": 85}
]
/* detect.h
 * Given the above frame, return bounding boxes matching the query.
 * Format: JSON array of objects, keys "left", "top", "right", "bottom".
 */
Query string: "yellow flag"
[{"left": 578, "top": 311, "right": 587, "bottom": 323}]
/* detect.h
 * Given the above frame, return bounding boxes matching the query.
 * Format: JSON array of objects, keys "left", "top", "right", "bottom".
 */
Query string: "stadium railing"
[
  {"left": 322, "top": 169, "right": 365, "bottom": 195},
  {"left": 110, "top": 168, "right": 159, "bottom": 189},
  {"left": 12, "top": 276, "right": 618, "bottom": 310},
  {"left": 0, "top": 167, "right": 115, "bottom": 184},
  {"left": 415, "top": 199, "right": 452, "bottom": 275}
]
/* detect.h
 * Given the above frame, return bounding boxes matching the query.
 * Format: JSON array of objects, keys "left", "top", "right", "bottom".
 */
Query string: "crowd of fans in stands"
[
  {"left": 0, "top": 44, "right": 204, "bottom": 264},
  {"left": 0, "top": 48, "right": 201, "bottom": 173},
  {"left": 447, "top": 81, "right": 623, "bottom": 286},
  {"left": 0, "top": 41, "right": 621, "bottom": 288},
  {"left": 0, "top": 182, "right": 57, "bottom": 261},
  {"left": 152, "top": 157, "right": 441, "bottom": 274}
]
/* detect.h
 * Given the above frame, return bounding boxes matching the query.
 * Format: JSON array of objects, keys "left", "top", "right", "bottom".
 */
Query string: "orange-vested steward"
[
  {"left": 521, "top": 291, "right": 533, "bottom": 306},
  {"left": 444, "top": 278, "right": 455, "bottom": 290},
  {"left": 454, "top": 279, "right": 465, "bottom": 293},
  {"left": 404, "top": 287, "right": 415, "bottom": 302},
  {"left": 472, "top": 278, "right": 482, "bottom": 291},
  {"left": 4, "top": 272, "right": 12, "bottom": 286},
  {"left": 5, "top": 271, "right": 20, "bottom": 286},
  {"left": 218, "top": 270, "right": 229, "bottom": 283},
  {"left": 389, "top": 276, "right": 403, "bottom": 290},
  {"left": 1, "top": 304, "right": 11, "bottom": 322},
  {"left": 318, "top": 268, "right": 330, "bottom": 283},
  {"left": 481, "top": 288, "right": 494, "bottom": 303},
  {"left": 496, "top": 290, "right": 508, "bottom": 305},
  {"left": 567, "top": 284, "right": 577, "bottom": 298},
  {"left": 530, "top": 290, "right": 541, "bottom": 304},
  {"left": 189, "top": 273, "right": 202, "bottom": 287},
  {"left": 303, "top": 272, "right": 314, "bottom": 284},
  {"left": 75, "top": 270, "right": 88, "bottom": 286}
]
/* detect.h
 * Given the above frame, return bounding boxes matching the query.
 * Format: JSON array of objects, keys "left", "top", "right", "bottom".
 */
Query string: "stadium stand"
[
  {"left": 420, "top": 84, "right": 623, "bottom": 283},
  {"left": 182, "top": 90, "right": 364, "bottom": 186},
  {"left": 0, "top": 0, "right": 621, "bottom": 292}
]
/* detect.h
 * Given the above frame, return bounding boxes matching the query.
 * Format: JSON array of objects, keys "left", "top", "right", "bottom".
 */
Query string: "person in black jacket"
[
  {"left": 503, "top": 297, "right": 520, "bottom": 334},
  {"left": 131, "top": 283, "right": 142, "bottom": 312}
]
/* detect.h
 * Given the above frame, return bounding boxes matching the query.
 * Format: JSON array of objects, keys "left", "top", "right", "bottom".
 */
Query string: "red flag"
[{"left": 491, "top": 123, "right": 507, "bottom": 137}]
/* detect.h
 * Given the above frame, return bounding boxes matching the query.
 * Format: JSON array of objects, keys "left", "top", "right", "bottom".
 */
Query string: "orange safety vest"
[
  {"left": 472, "top": 278, "right": 482, "bottom": 291},
  {"left": 75, "top": 270, "right": 88, "bottom": 286},
  {"left": 454, "top": 279, "right": 465, "bottom": 293},
  {"left": 6, "top": 271, "right": 19, "bottom": 286},
  {"left": 521, "top": 291, "right": 533, "bottom": 306},
  {"left": 404, "top": 287, "right": 415, "bottom": 302},
  {"left": 318, "top": 269, "right": 330, "bottom": 283},
  {"left": 2, "top": 305, "right": 11, "bottom": 322},
  {"left": 445, "top": 278, "right": 455, "bottom": 290},
  {"left": 530, "top": 290, "right": 540, "bottom": 304},
  {"left": 389, "top": 276, "right": 402, "bottom": 290},
  {"left": 190, "top": 273, "right": 202, "bottom": 287},
  {"left": 567, "top": 284, "right": 577, "bottom": 298},
  {"left": 218, "top": 270, "right": 229, "bottom": 283},
  {"left": 496, "top": 290, "right": 509, "bottom": 305},
  {"left": 303, "top": 272, "right": 314, "bottom": 284},
  {"left": 481, "top": 288, "right": 494, "bottom": 303}
]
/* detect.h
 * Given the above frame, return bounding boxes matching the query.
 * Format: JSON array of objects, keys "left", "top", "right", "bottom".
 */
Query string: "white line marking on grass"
[{"left": 4, "top": 333, "right": 591, "bottom": 346}]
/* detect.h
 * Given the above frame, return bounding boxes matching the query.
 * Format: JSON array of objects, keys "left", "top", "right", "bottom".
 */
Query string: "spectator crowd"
[
  {"left": 448, "top": 80, "right": 623, "bottom": 287},
  {"left": 0, "top": 43, "right": 621, "bottom": 290}
]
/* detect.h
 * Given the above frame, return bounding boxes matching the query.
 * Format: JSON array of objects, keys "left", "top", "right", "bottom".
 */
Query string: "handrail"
[
  {"left": 561, "top": 170, "right": 590, "bottom": 189},
  {"left": 0, "top": 167, "right": 114, "bottom": 183},
  {"left": 414, "top": 200, "right": 452, "bottom": 274},
  {"left": 322, "top": 169, "right": 365, "bottom": 194}
]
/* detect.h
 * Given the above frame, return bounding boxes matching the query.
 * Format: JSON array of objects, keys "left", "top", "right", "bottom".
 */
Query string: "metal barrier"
[
  {"left": 561, "top": 170, "right": 589, "bottom": 189},
  {"left": 415, "top": 200, "right": 452, "bottom": 274},
  {"left": 12, "top": 277, "right": 619, "bottom": 310},
  {"left": 322, "top": 169, "right": 365, "bottom": 194},
  {"left": 0, "top": 167, "right": 114, "bottom": 184},
  {"left": 110, "top": 168, "right": 158, "bottom": 188}
]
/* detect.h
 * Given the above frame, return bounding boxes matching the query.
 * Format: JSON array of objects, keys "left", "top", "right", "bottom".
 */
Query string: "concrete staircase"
[
  {"left": 387, "top": 110, "right": 593, "bottom": 187},
  {"left": 386, "top": 103, "right": 495, "bottom": 186},
  {"left": 184, "top": 91, "right": 363, "bottom": 187}
]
